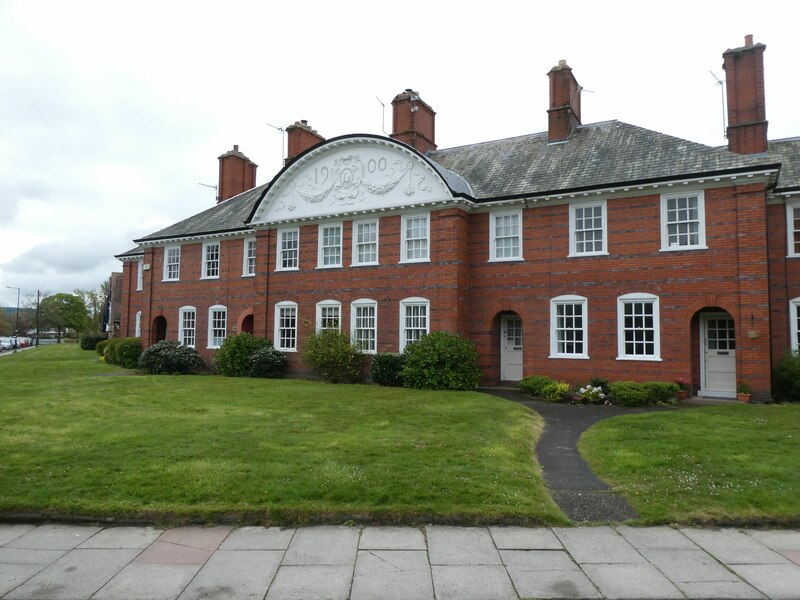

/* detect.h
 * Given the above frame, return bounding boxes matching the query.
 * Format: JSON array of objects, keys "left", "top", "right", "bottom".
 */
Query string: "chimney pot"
[
  {"left": 745, "top": 34, "right": 753, "bottom": 46},
  {"left": 301, "top": 120, "right": 308, "bottom": 126},
  {"left": 558, "top": 59, "right": 567, "bottom": 68},
  {"left": 233, "top": 144, "right": 239, "bottom": 152}
]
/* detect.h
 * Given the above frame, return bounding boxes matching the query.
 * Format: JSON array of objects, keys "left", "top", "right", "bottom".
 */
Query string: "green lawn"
[
  {"left": 0, "top": 344, "right": 566, "bottom": 525},
  {"left": 580, "top": 405, "right": 800, "bottom": 526}
]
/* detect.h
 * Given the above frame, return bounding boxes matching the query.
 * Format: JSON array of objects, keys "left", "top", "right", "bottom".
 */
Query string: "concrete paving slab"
[
  {"left": 675, "top": 580, "right": 766, "bottom": 599},
  {"left": 281, "top": 526, "right": 359, "bottom": 566},
  {"left": 744, "top": 529, "right": 800, "bottom": 550},
  {"left": 5, "top": 525, "right": 101, "bottom": 551},
  {"left": 0, "top": 526, "right": 36, "bottom": 547},
  {"left": 264, "top": 565, "right": 352, "bottom": 600},
  {"left": 430, "top": 565, "right": 516, "bottom": 600},
  {"left": 219, "top": 526, "right": 295, "bottom": 550},
  {"left": 0, "top": 548, "right": 66, "bottom": 565},
  {"left": 681, "top": 529, "right": 790, "bottom": 565},
  {"left": 350, "top": 550, "right": 434, "bottom": 600},
  {"left": 728, "top": 564, "right": 800, "bottom": 600},
  {"left": 94, "top": 563, "right": 200, "bottom": 600},
  {"left": 553, "top": 526, "right": 645, "bottom": 564},
  {"left": 178, "top": 549, "right": 283, "bottom": 600},
  {"left": 779, "top": 549, "right": 800, "bottom": 565},
  {"left": 638, "top": 548, "right": 740, "bottom": 583},
  {"left": 500, "top": 549, "right": 579, "bottom": 570},
  {"left": 489, "top": 526, "right": 563, "bottom": 550},
  {"left": 506, "top": 566, "right": 602, "bottom": 599},
  {"left": 426, "top": 526, "right": 501, "bottom": 565},
  {"left": 158, "top": 526, "right": 232, "bottom": 551},
  {"left": 0, "top": 563, "right": 46, "bottom": 598},
  {"left": 358, "top": 527, "right": 426, "bottom": 550},
  {"left": 5, "top": 548, "right": 139, "bottom": 600},
  {"left": 135, "top": 540, "right": 215, "bottom": 565},
  {"left": 616, "top": 525, "right": 697, "bottom": 550},
  {"left": 582, "top": 563, "right": 684, "bottom": 599},
  {"left": 78, "top": 526, "right": 162, "bottom": 549}
]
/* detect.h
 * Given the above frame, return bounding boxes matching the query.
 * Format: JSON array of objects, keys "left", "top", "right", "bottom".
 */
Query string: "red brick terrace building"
[{"left": 117, "top": 37, "right": 800, "bottom": 402}]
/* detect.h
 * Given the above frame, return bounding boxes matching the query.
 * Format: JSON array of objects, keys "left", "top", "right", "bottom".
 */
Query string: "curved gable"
[{"left": 250, "top": 136, "right": 454, "bottom": 225}]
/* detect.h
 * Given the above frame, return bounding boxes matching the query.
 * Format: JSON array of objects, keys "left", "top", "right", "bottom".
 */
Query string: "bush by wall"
[
  {"left": 103, "top": 338, "right": 143, "bottom": 369},
  {"left": 215, "top": 333, "right": 271, "bottom": 377},
  {"left": 95, "top": 339, "right": 109, "bottom": 357},
  {"left": 80, "top": 332, "right": 106, "bottom": 351},
  {"left": 247, "top": 346, "right": 289, "bottom": 378},
  {"left": 370, "top": 352, "right": 406, "bottom": 387},
  {"left": 400, "top": 332, "right": 481, "bottom": 391},
  {"left": 138, "top": 340, "right": 206, "bottom": 374},
  {"left": 542, "top": 381, "right": 572, "bottom": 402},
  {"left": 302, "top": 329, "right": 364, "bottom": 383},
  {"left": 773, "top": 352, "right": 800, "bottom": 402},
  {"left": 519, "top": 375, "right": 555, "bottom": 397},
  {"left": 609, "top": 381, "right": 678, "bottom": 406}
]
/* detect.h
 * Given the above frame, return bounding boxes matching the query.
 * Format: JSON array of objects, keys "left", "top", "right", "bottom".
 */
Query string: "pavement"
[{"left": 2, "top": 523, "right": 800, "bottom": 599}]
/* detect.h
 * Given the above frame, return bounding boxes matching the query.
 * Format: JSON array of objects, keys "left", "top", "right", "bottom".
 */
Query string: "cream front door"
[
  {"left": 501, "top": 316, "right": 523, "bottom": 382},
  {"left": 701, "top": 314, "right": 736, "bottom": 398}
]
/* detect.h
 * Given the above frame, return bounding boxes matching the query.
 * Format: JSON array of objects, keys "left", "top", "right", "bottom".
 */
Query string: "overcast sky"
[{"left": 1, "top": 0, "right": 798, "bottom": 307}]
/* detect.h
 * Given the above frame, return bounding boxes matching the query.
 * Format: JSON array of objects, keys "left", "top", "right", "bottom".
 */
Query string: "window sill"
[
  {"left": 161, "top": 278, "right": 180, "bottom": 283},
  {"left": 200, "top": 276, "right": 220, "bottom": 280},
  {"left": 616, "top": 356, "right": 663, "bottom": 362},
  {"left": 316, "top": 265, "right": 343, "bottom": 270},
  {"left": 277, "top": 348, "right": 297, "bottom": 353},
  {"left": 568, "top": 252, "right": 609, "bottom": 258},
  {"left": 488, "top": 257, "right": 524, "bottom": 263},
  {"left": 352, "top": 262, "right": 379, "bottom": 267},
  {"left": 275, "top": 267, "right": 299, "bottom": 272},
  {"left": 659, "top": 245, "right": 708, "bottom": 252},
  {"left": 399, "top": 258, "right": 431, "bottom": 265},
  {"left": 548, "top": 354, "right": 590, "bottom": 360},
  {"left": 241, "top": 273, "right": 255, "bottom": 278}
]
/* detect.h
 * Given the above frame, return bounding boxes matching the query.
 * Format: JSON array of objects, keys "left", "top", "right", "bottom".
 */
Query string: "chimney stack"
[
  {"left": 217, "top": 145, "right": 257, "bottom": 203},
  {"left": 547, "top": 60, "right": 582, "bottom": 143},
  {"left": 286, "top": 120, "right": 325, "bottom": 163},
  {"left": 390, "top": 89, "right": 436, "bottom": 154},
  {"left": 723, "top": 35, "right": 768, "bottom": 154}
]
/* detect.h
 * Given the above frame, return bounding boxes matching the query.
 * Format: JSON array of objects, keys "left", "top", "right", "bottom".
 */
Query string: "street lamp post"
[{"left": 5, "top": 286, "right": 20, "bottom": 351}]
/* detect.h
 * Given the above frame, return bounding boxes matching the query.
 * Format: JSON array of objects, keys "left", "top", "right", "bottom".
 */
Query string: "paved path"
[
  {"left": 483, "top": 388, "right": 682, "bottom": 523},
  {"left": 2, "top": 523, "right": 800, "bottom": 599}
]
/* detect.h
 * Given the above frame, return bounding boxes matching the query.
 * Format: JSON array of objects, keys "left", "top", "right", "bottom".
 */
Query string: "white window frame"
[
  {"left": 351, "top": 299, "right": 377, "bottom": 354},
  {"left": 163, "top": 245, "right": 181, "bottom": 281},
  {"left": 317, "top": 223, "right": 343, "bottom": 268},
  {"left": 136, "top": 260, "right": 144, "bottom": 291},
  {"left": 569, "top": 201, "right": 608, "bottom": 257},
  {"left": 790, "top": 297, "right": 800, "bottom": 353},
  {"left": 489, "top": 209, "right": 523, "bottom": 262},
  {"left": 274, "top": 301, "right": 298, "bottom": 352},
  {"left": 787, "top": 200, "right": 800, "bottom": 258},
  {"left": 277, "top": 228, "right": 300, "bottom": 271},
  {"left": 202, "top": 241, "right": 221, "bottom": 279},
  {"left": 207, "top": 305, "right": 227, "bottom": 349},
  {"left": 617, "top": 293, "right": 661, "bottom": 361},
  {"left": 401, "top": 213, "right": 430, "bottom": 263},
  {"left": 134, "top": 311, "right": 142, "bottom": 338},
  {"left": 316, "top": 300, "right": 342, "bottom": 333},
  {"left": 399, "top": 297, "right": 430, "bottom": 351},
  {"left": 242, "top": 237, "right": 257, "bottom": 277},
  {"left": 660, "top": 191, "right": 707, "bottom": 251},
  {"left": 353, "top": 219, "right": 379, "bottom": 266},
  {"left": 179, "top": 306, "right": 197, "bottom": 348},
  {"left": 549, "top": 295, "right": 589, "bottom": 359}
]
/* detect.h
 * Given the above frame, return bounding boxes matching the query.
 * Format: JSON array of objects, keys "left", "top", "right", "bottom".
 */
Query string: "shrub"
[
  {"left": 519, "top": 375, "right": 555, "bottom": 397},
  {"left": 215, "top": 333, "right": 271, "bottom": 377},
  {"left": 542, "top": 381, "right": 571, "bottom": 403},
  {"left": 138, "top": 340, "right": 206, "bottom": 374},
  {"left": 96, "top": 339, "right": 109, "bottom": 357},
  {"left": 302, "top": 329, "right": 364, "bottom": 383},
  {"left": 80, "top": 332, "right": 106, "bottom": 351},
  {"left": 773, "top": 353, "right": 800, "bottom": 402},
  {"left": 573, "top": 384, "right": 607, "bottom": 405},
  {"left": 609, "top": 381, "right": 678, "bottom": 406},
  {"left": 370, "top": 353, "right": 406, "bottom": 387},
  {"left": 400, "top": 332, "right": 481, "bottom": 391},
  {"left": 103, "top": 338, "right": 142, "bottom": 369},
  {"left": 588, "top": 376, "right": 610, "bottom": 393},
  {"left": 247, "top": 346, "right": 289, "bottom": 378}
]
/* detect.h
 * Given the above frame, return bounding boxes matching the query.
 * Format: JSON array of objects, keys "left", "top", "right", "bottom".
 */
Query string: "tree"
[
  {"left": 39, "top": 293, "right": 89, "bottom": 341},
  {"left": 0, "top": 309, "right": 10, "bottom": 336},
  {"left": 74, "top": 281, "right": 109, "bottom": 332}
]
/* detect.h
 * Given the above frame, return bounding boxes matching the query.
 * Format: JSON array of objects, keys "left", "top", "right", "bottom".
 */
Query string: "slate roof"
[
  {"left": 426, "top": 120, "right": 780, "bottom": 200},
  {"left": 768, "top": 137, "right": 800, "bottom": 192}
]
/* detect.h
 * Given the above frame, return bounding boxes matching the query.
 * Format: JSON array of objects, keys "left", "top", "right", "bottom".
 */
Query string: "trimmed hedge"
[
  {"left": 370, "top": 352, "right": 406, "bottom": 387},
  {"left": 80, "top": 332, "right": 106, "bottom": 351},
  {"left": 519, "top": 375, "right": 555, "bottom": 397},
  {"left": 138, "top": 340, "right": 206, "bottom": 374},
  {"left": 401, "top": 332, "right": 481, "bottom": 391},
  {"left": 302, "top": 329, "right": 364, "bottom": 383},
  {"left": 773, "top": 352, "right": 800, "bottom": 402},
  {"left": 95, "top": 339, "right": 109, "bottom": 357},
  {"left": 215, "top": 333, "right": 271, "bottom": 377},
  {"left": 609, "top": 381, "right": 679, "bottom": 406},
  {"left": 103, "top": 338, "right": 143, "bottom": 369}
]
